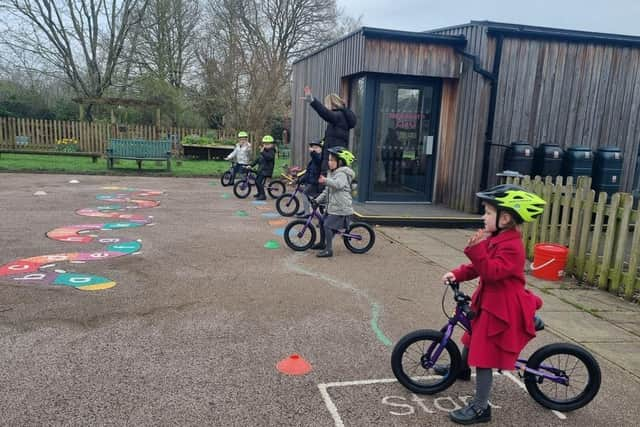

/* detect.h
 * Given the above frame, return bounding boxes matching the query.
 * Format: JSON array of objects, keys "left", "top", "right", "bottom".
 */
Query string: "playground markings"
[{"left": 317, "top": 373, "right": 565, "bottom": 427}]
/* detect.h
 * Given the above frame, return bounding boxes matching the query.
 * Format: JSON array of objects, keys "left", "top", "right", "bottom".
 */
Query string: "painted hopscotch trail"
[{"left": 0, "top": 186, "right": 163, "bottom": 291}]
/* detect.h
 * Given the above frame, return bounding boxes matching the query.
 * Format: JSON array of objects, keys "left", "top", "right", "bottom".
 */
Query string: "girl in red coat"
[{"left": 442, "top": 184, "right": 546, "bottom": 425}]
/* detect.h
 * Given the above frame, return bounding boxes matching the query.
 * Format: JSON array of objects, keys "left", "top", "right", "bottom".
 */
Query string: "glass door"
[{"left": 370, "top": 80, "right": 440, "bottom": 201}]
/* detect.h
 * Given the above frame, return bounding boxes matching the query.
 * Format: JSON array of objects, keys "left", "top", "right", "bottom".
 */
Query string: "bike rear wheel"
[
  {"left": 524, "top": 343, "right": 601, "bottom": 412},
  {"left": 221, "top": 171, "right": 233, "bottom": 186},
  {"left": 391, "top": 329, "right": 462, "bottom": 394},
  {"left": 284, "top": 220, "right": 316, "bottom": 251},
  {"left": 233, "top": 180, "right": 252, "bottom": 198},
  {"left": 267, "top": 179, "right": 286, "bottom": 198},
  {"left": 343, "top": 222, "right": 375, "bottom": 254},
  {"left": 276, "top": 193, "right": 301, "bottom": 217}
]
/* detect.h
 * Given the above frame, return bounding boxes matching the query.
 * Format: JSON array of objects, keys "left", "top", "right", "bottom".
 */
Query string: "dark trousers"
[
  {"left": 322, "top": 214, "right": 351, "bottom": 251},
  {"left": 255, "top": 173, "right": 269, "bottom": 197},
  {"left": 231, "top": 163, "right": 248, "bottom": 182}
]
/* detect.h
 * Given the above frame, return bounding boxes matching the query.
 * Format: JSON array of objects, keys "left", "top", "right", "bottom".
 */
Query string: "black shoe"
[
  {"left": 311, "top": 243, "right": 325, "bottom": 250},
  {"left": 316, "top": 250, "right": 333, "bottom": 258},
  {"left": 253, "top": 194, "right": 260, "bottom": 198},
  {"left": 433, "top": 365, "right": 471, "bottom": 381},
  {"left": 256, "top": 196, "right": 267, "bottom": 201},
  {"left": 449, "top": 404, "right": 491, "bottom": 425}
]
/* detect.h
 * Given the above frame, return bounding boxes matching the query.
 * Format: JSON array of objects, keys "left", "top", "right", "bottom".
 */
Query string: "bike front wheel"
[
  {"left": 391, "top": 329, "right": 462, "bottom": 394},
  {"left": 276, "top": 193, "right": 300, "bottom": 217},
  {"left": 221, "top": 171, "right": 233, "bottom": 186},
  {"left": 267, "top": 179, "right": 286, "bottom": 198},
  {"left": 283, "top": 220, "right": 316, "bottom": 251},
  {"left": 343, "top": 222, "right": 375, "bottom": 254},
  {"left": 524, "top": 343, "right": 601, "bottom": 412},
  {"left": 233, "top": 180, "right": 252, "bottom": 198}
]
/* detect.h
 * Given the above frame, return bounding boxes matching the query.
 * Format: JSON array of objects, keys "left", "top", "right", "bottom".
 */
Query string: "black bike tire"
[
  {"left": 276, "top": 194, "right": 300, "bottom": 217},
  {"left": 391, "top": 329, "right": 462, "bottom": 395},
  {"left": 267, "top": 180, "right": 286, "bottom": 198},
  {"left": 343, "top": 222, "right": 376, "bottom": 254},
  {"left": 524, "top": 342, "right": 601, "bottom": 412},
  {"left": 221, "top": 171, "right": 233, "bottom": 187},
  {"left": 283, "top": 220, "right": 316, "bottom": 251},
  {"left": 233, "top": 180, "right": 252, "bottom": 199}
]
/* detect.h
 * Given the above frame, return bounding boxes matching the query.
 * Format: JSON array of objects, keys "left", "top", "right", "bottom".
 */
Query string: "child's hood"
[{"left": 332, "top": 166, "right": 355, "bottom": 180}]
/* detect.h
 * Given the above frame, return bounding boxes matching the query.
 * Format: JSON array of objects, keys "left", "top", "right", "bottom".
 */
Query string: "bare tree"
[
  {"left": 136, "top": 0, "right": 200, "bottom": 88},
  {"left": 199, "top": 0, "right": 342, "bottom": 134},
  {"left": 0, "top": 0, "right": 149, "bottom": 120}
]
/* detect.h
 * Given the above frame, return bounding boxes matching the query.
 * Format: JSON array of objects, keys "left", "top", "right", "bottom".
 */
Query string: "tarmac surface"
[{"left": 0, "top": 173, "right": 639, "bottom": 426}]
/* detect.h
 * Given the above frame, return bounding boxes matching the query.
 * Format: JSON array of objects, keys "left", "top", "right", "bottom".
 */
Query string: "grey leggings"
[{"left": 460, "top": 346, "right": 493, "bottom": 410}]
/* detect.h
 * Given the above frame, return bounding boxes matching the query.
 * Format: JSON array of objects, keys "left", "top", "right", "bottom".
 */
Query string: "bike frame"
[
  {"left": 431, "top": 285, "right": 569, "bottom": 386},
  {"left": 295, "top": 205, "right": 363, "bottom": 241}
]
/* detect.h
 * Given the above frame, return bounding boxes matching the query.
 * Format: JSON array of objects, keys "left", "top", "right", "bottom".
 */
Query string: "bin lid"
[
  {"left": 567, "top": 145, "right": 592, "bottom": 152},
  {"left": 597, "top": 146, "right": 622, "bottom": 152}
]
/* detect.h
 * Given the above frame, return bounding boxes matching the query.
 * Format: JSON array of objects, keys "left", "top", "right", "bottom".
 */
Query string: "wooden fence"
[
  {"left": 506, "top": 175, "right": 640, "bottom": 301},
  {"left": 0, "top": 117, "right": 236, "bottom": 154}
]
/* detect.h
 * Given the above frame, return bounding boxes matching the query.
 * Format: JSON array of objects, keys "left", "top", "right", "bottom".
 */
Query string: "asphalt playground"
[{"left": 0, "top": 173, "right": 638, "bottom": 426}]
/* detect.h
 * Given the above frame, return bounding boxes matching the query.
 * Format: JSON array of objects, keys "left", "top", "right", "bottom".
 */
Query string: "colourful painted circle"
[
  {"left": 106, "top": 240, "right": 141, "bottom": 254},
  {"left": 252, "top": 200, "right": 267, "bottom": 205},
  {"left": 222, "top": 194, "right": 231, "bottom": 199},
  {"left": 261, "top": 212, "right": 280, "bottom": 218},
  {"left": 53, "top": 273, "right": 116, "bottom": 290},
  {"left": 235, "top": 210, "right": 249, "bottom": 217},
  {"left": 273, "top": 228, "right": 285, "bottom": 237}
]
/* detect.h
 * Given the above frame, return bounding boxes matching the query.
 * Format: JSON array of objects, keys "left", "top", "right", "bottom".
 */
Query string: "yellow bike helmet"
[
  {"left": 237, "top": 131, "right": 248, "bottom": 138},
  {"left": 262, "top": 135, "right": 274, "bottom": 143},
  {"left": 476, "top": 184, "right": 546, "bottom": 224},
  {"left": 327, "top": 146, "right": 355, "bottom": 166}
]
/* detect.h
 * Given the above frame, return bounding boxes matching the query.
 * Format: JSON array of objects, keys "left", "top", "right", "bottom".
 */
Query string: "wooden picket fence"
[
  {"left": 506, "top": 175, "right": 640, "bottom": 301},
  {"left": 0, "top": 117, "right": 236, "bottom": 154}
]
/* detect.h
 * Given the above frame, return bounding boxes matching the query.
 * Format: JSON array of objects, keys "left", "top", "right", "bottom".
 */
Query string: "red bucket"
[{"left": 531, "top": 243, "right": 569, "bottom": 281}]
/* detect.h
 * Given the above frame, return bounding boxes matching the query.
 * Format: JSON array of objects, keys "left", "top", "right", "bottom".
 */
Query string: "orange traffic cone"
[{"left": 276, "top": 354, "right": 312, "bottom": 376}]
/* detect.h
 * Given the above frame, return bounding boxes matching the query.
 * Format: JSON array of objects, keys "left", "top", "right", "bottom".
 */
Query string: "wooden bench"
[
  {"left": 106, "top": 139, "right": 172, "bottom": 171},
  {"left": 0, "top": 149, "right": 102, "bottom": 163}
]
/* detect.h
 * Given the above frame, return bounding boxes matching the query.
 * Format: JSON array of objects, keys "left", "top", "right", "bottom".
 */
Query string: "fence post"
[
  {"left": 586, "top": 192, "right": 608, "bottom": 284},
  {"left": 559, "top": 176, "right": 573, "bottom": 246},
  {"left": 598, "top": 193, "right": 621, "bottom": 291},
  {"left": 539, "top": 176, "right": 553, "bottom": 243},
  {"left": 624, "top": 207, "right": 640, "bottom": 300},
  {"left": 575, "top": 186, "right": 595, "bottom": 280},
  {"left": 528, "top": 176, "right": 544, "bottom": 257},
  {"left": 548, "top": 176, "right": 563, "bottom": 243},
  {"left": 610, "top": 193, "right": 634, "bottom": 293},
  {"left": 566, "top": 180, "right": 584, "bottom": 274}
]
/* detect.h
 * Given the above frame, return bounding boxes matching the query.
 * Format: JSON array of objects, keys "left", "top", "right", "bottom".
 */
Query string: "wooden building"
[{"left": 291, "top": 22, "right": 640, "bottom": 212}]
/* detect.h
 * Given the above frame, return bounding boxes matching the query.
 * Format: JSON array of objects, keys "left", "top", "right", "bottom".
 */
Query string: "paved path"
[{"left": 0, "top": 173, "right": 638, "bottom": 426}]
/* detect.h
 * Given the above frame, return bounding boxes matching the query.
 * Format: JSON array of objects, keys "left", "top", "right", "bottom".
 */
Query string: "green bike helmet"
[
  {"left": 262, "top": 135, "right": 274, "bottom": 143},
  {"left": 327, "top": 146, "right": 355, "bottom": 166},
  {"left": 476, "top": 184, "right": 546, "bottom": 224},
  {"left": 237, "top": 131, "right": 248, "bottom": 138}
]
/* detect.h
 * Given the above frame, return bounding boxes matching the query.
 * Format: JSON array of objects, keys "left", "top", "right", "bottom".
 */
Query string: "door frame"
[{"left": 363, "top": 74, "right": 442, "bottom": 202}]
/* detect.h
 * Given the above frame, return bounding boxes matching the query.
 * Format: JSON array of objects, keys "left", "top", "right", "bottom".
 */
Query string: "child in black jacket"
[
  {"left": 251, "top": 135, "right": 276, "bottom": 200},
  {"left": 297, "top": 139, "right": 323, "bottom": 217}
]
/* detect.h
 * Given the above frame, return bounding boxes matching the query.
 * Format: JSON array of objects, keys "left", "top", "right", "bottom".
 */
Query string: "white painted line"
[
  {"left": 503, "top": 372, "right": 566, "bottom": 420},
  {"left": 318, "top": 374, "right": 566, "bottom": 426}
]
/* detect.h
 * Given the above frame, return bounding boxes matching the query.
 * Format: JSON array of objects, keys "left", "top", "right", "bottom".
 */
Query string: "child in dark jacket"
[
  {"left": 442, "top": 184, "right": 546, "bottom": 425},
  {"left": 297, "top": 139, "right": 323, "bottom": 217},
  {"left": 251, "top": 135, "right": 276, "bottom": 200}
]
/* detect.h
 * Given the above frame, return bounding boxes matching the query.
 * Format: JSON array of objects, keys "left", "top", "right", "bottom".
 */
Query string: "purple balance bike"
[
  {"left": 283, "top": 200, "right": 375, "bottom": 254},
  {"left": 391, "top": 280, "right": 601, "bottom": 412}
]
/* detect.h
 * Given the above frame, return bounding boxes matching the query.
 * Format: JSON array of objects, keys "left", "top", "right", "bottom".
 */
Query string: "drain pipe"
[{"left": 455, "top": 33, "right": 504, "bottom": 191}]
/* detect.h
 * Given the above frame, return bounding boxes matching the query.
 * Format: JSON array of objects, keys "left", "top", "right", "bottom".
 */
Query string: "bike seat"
[{"left": 533, "top": 314, "right": 545, "bottom": 331}]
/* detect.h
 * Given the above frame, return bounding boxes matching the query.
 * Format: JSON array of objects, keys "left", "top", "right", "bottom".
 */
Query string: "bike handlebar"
[{"left": 446, "top": 279, "right": 475, "bottom": 320}]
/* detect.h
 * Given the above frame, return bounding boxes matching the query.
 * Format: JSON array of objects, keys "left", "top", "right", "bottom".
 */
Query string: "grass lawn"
[{"left": 0, "top": 153, "right": 292, "bottom": 178}]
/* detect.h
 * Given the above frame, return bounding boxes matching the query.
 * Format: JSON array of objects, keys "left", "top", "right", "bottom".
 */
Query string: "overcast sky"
[{"left": 337, "top": 0, "right": 640, "bottom": 36}]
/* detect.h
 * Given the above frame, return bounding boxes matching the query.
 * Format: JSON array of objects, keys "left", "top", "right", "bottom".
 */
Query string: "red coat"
[{"left": 452, "top": 228, "right": 543, "bottom": 370}]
